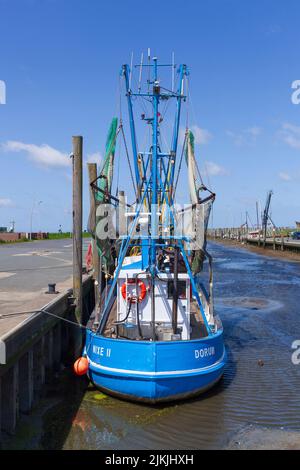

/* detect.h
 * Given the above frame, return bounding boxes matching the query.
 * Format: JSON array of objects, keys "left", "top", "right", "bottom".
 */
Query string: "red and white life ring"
[{"left": 121, "top": 279, "right": 147, "bottom": 303}]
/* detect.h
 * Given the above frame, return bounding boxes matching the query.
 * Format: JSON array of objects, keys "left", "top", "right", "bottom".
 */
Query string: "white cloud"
[
  {"left": 179, "top": 125, "right": 212, "bottom": 145},
  {"left": 86, "top": 152, "right": 102, "bottom": 165},
  {"left": 279, "top": 172, "right": 291, "bottom": 181},
  {"left": 0, "top": 198, "right": 13, "bottom": 207},
  {"left": 280, "top": 123, "right": 300, "bottom": 149},
  {"left": 226, "top": 126, "right": 262, "bottom": 146},
  {"left": 1, "top": 141, "right": 70, "bottom": 168},
  {"left": 190, "top": 125, "right": 212, "bottom": 145},
  {"left": 265, "top": 24, "right": 282, "bottom": 36},
  {"left": 0, "top": 80, "right": 6, "bottom": 105},
  {"left": 246, "top": 126, "right": 262, "bottom": 137},
  {"left": 226, "top": 130, "right": 244, "bottom": 146},
  {"left": 204, "top": 161, "right": 228, "bottom": 176}
]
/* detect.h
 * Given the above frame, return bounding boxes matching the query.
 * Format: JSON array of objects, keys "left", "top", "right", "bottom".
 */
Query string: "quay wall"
[
  {"left": 0, "top": 276, "right": 94, "bottom": 441},
  {"left": 208, "top": 228, "right": 300, "bottom": 254}
]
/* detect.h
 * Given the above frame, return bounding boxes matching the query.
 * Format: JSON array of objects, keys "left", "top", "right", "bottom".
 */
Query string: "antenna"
[
  {"left": 147, "top": 48, "right": 151, "bottom": 92},
  {"left": 129, "top": 51, "right": 133, "bottom": 91},
  {"left": 138, "top": 52, "right": 144, "bottom": 93},
  {"left": 9, "top": 220, "right": 15, "bottom": 233},
  {"left": 256, "top": 201, "right": 260, "bottom": 229},
  {"left": 172, "top": 51, "right": 175, "bottom": 92},
  {"left": 181, "top": 75, "right": 184, "bottom": 96}
]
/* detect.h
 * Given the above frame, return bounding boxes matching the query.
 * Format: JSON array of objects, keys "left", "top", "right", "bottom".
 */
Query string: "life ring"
[{"left": 121, "top": 279, "right": 147, "bottom": 303}]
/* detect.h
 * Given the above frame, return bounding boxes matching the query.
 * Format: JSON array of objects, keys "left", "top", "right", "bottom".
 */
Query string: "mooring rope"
[{"left": 0, "top": 308, "right": 92, "bottom": 331}]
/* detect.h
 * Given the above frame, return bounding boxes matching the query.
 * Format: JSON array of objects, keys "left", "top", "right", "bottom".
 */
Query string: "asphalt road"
[{"left": 0, "top": 238, "right": 90, "bottom": 335}]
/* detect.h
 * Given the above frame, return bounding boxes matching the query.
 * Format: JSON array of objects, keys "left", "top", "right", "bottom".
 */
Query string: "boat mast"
[
  {"left": 169, "top": 64, "right": 186, "bottom": 203},
  {"left": 98, "top": 55, "right": 212, "bottom": 337},
  {"left": 122, "top": 56, "right": 188, "bottom": 271},
  {"left": 150, "top": 57, "right": 159, "bottom": 273},
  {"left": 122, "top": 64, "right": 141, "bottom": 196}
]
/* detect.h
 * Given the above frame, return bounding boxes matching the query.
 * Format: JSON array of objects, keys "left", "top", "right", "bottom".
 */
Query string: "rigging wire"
[
  {"left": 147, "top": 47, "right": 151, "bottom": 93},
  {"left": 173, "top": 131, "right": 188, "bottom": 200},
  {"left": 118, "top": 73, "right": 123, "bottom": 122},
  {"left": 115, "top": 129, "right": 121, "bottom": 196},
  {"left": 185, "top": 75, "right": 189, "bottom": 130},
  {"left": 161, "top": 70, "right": 181, "bottom": 189},
  {"left": 203, "top": 162, "right": 213, "bottom": 192},
  {"left": 159, "top": 128, "right": 171, "bottom": 155},
  {"left": 97, "top": 125, "right": 121, "bottom": 178},
  {"left": 186, "top": 77, "right": 211, "bottom": 190},
  {"left": 120, "top": 123, "right": 137, "bottom": 196},
  {"left": 114, "top": 72, "right": 121, "bottom": 120},
  {"left": 131, "top": 73, "right": 150, "bottom": 117},
  {"left": 117, "top": 74, "right": 139, "bottom": 201}
]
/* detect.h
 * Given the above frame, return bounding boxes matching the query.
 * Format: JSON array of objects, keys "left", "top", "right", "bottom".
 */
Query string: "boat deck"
[
  {"left": 92, "top": 297, "right": 208, "bottom": 340},
  {"left": 190, "top": 299, "right": 208, "bottom": 338}
]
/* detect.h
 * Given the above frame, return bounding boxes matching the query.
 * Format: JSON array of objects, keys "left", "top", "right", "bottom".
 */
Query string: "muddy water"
[{"left": 6, "top": 242, "right": 300, "bottom": 449}]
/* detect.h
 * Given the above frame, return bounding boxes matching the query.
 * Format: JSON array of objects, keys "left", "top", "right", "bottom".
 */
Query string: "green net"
[
  {"left": 95, "top": 117, "right": 118, "bottom": 272},
  {"left": 185, "top": 129, "right": 194, "bottom": 164},
  {"left": 96, "top": 117, "right": 118, "bottom": 202}
]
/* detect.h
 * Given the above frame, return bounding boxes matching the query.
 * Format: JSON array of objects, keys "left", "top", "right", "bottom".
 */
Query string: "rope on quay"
[{"left": 0, "top": 308, "right": 91, "bottom": 330}]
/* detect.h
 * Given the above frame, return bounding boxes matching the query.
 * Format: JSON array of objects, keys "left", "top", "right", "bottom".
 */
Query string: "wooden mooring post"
[
  {"left": 87, "top": 163, "right": 100, "bottom": 322},
  {"left": 72, "top": 136, "right": 83, "bottom": 325}
]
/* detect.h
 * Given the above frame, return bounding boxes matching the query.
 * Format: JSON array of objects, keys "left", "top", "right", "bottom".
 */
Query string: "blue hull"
[{"left": 85, "top": 330, "right": 226, "bottom": 403}]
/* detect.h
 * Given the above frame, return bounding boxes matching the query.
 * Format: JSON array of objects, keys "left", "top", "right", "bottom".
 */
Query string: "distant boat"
[
  {"left": 82, "top": 54, "right": 227, "bottom": 403},
  {"left": 248, "top": 230, "right": 260, "bottom": 240}
]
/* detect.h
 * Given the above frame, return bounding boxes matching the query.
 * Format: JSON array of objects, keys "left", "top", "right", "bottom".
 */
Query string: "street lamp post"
[{"left": 29, "top": 200, "right": 42, "bottom": 240}]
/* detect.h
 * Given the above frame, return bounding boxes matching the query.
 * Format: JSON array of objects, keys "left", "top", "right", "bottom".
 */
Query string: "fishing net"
[
  {"left": 178, "top": 129, "right": 214, "bottom": 273},
  {"left": 87, "top": 117, "right": 119, "bottom": 273},
  {"left": 175, "top": 199, "right": 213, "bottom": 274},
  {"left": 96, "top": 117, "right": 118, "bottom": 201}
]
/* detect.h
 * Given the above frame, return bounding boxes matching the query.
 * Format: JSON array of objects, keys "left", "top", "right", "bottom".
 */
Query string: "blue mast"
[
  {"left": 150, "top": 57, "right": 159, "bottom": 272},
  {"left": 122, "top": 64, "right": 141, "bottom": 194},
  {"left": 122, "top": 56, "right": 188, "bottom": 273},
  {"left": 169, "top": 64, "right": 187, "bottom": 202}
]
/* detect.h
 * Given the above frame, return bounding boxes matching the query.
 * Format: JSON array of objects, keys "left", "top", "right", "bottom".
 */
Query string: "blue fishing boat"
[{"left": 83, "top": 52, "right": 227, "bottom": 403}]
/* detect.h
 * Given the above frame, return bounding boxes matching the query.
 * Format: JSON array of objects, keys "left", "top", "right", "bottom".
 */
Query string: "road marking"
[
  {"left": 13, "top": 250, "right": 63, "bottom": 256},
  {"left": 0, "top": 272, "right": 16, "bottom": 279},
  {"left": 36, "top": 254, "right": 71, "bottom": 264},
  {"left": 12, "top": 251, "right": 71, "bottom": 264},
  {"left": 12, "top": 253, "right": 35, "bottom": 257}
]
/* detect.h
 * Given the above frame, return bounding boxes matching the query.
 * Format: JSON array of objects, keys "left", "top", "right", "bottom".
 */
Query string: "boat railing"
[{"left": 196, "top": 278, "right": 214, "bottom": 325}]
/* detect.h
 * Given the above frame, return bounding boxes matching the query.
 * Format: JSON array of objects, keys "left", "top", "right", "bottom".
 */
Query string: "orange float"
[
  {"left": 121, "top": 279, "right": 147, "bottom": 303},
  {"left": 73, "top": 356, "right": 89, "bottom": 376}
]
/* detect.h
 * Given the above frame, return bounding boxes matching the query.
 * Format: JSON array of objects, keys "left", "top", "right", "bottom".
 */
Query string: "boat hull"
[{"left": 85, "top": 330, "right": 226, "bottom": 404}]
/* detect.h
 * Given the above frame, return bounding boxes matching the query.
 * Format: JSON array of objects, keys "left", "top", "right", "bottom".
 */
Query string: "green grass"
[
  {"left": 0, "top": 232, "right": 91, "bottom": 244},
  {"left": 47, "top": 232, "right": 72, "bottom": 239},
  {"left": 0, "top": 237, "right": 30, "bottom": 244},
  {"left": 47, "top": 232, "right": 91, "bottom": 239}
]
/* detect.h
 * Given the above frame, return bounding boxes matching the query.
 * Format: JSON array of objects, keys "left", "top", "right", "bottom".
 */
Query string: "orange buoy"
[
  {"left": 121, "top": 279, "right": 147, "bottom": 303},
  {"left": 73, "top": 356, "right": 89, "bottom": 376}
]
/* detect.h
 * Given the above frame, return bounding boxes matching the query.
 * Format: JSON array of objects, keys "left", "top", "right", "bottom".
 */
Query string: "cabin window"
[{"left": 167, "top": 280, "right": 186, "bottom": 299}]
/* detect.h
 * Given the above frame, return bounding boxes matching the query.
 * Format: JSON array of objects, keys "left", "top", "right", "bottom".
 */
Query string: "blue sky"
[{"left": 0, "top": 0, "right": 300, "bottom": 231}]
